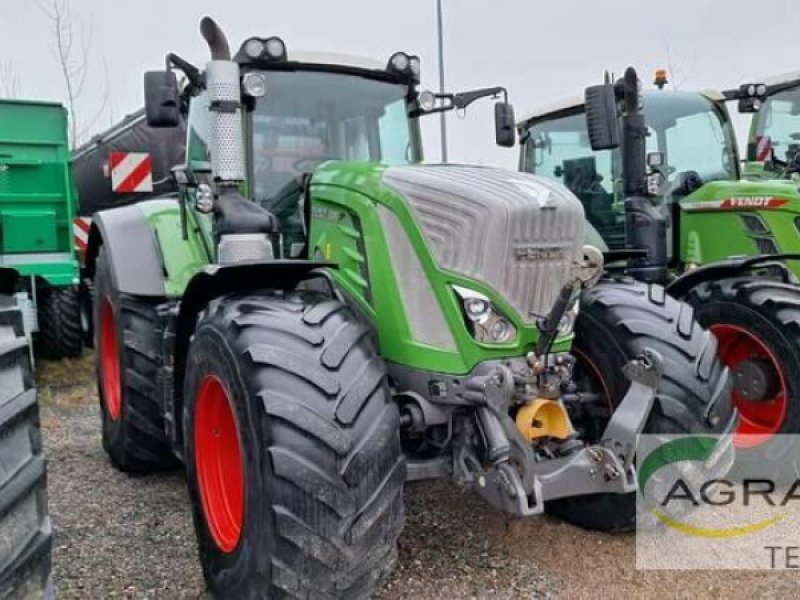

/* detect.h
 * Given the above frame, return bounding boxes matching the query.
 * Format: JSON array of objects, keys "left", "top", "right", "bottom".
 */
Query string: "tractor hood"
[{"left": 382, "top": 165, "right": 586, "bottom": 324}]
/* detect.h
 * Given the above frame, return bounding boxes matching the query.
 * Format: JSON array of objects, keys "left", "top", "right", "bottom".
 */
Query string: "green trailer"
[{"left": 0, "top": 98, "right": 82, "bottom": 359}]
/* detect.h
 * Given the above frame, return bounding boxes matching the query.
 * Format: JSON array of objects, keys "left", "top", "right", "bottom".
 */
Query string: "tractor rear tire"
[
  {"left": 0, "top": 298, "right": 53, "bottom": 598},
  {"left": 36, "top": 285, "right": 83, "bottom": 359},
  {"left": 685, "top": 277, "right": 800, "bottom": 455},
  {"left": 94, "top": 246, "right": 177, "bottom": 473},
  {"left": 183, "top": 291, "right": 405, "bottom": 599},
  {"left": 546, "top": 278, "right": 733, "bottom": 532}
]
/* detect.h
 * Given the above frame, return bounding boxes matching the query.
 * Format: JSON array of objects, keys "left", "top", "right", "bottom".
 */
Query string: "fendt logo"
[
  {"left": 513, "top": 245, "right": 565, "bottom": 262},
  {"left": 639, "top": 436, "right": 790, "bottom": 539},
  {"left": 684, "top": 197, "right": 789, "bottom": 211},
  {"left": 721, "top": 197, "right": 788, "bottom": 209}
]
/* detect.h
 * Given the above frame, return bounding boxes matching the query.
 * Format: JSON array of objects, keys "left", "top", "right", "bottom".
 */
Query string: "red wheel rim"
[
  {"left": 710, "top": 324, "right": 788, "bottom": 448},
  {"left": 194, "top": 375, "right": 245, "bottom": 553},
  {"left": 100, "top": 299, "right": 121, "bottom": 421}
]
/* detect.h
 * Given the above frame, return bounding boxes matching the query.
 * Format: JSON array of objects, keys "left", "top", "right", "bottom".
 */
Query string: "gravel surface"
[{"left": 38, "top": 354, "right": 800, "bottom": 599}]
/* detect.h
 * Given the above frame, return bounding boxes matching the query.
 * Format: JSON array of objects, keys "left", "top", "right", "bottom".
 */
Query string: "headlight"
[
  {"left": 390, "top": 52, "right": 410, "bottom": 72},
  {"left": 242, "top": 72, "right": 267, "bottom": 97},
  {"left": 409, "top": 56, "right": 421, "bottom": 78},
  {"left": 265, "top": 37, "right": 286, "bottom": 60},
  {"left": 453, "top": 286, "right": 517, "bottom": 345},
  {"left": 557, "top": 302, "right": 580, "bottom": 337},
  {"left": 244, "top": 38, "right": 265, "bottom": 59}
]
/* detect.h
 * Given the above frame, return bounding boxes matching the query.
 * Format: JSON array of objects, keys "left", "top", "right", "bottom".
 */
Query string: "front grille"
[{"left": 383, "top": 166, "right": 585, "bottom": 324}]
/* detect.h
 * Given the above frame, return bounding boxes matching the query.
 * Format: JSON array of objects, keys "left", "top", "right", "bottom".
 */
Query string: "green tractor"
[
  {"left": 0, "top": 99, "right": 83, "bottom": 359},
  {"left": 85, "top": 18, "right": 734, "bottom": 597},
  {"left": 518, "top": 67, "right": 800, "bottom": 450}
]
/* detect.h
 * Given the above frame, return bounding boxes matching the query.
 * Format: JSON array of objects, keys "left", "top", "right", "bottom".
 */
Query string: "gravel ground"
[{"left": 38, "top": 354, "right": 800, "bottom": 599}]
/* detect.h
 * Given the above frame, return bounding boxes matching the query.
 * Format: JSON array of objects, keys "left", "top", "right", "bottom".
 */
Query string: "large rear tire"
[
  {"left": 94, "top": 246, "right": 177, "bottom": 473},
  {"left": 36, "top": 285, "right": 83, "bottom": 359},
  {"left": 184, "top": 291, "right": 405, "bottom": 599},
  {"left": 547, "top": 279, "right": 733, "bottom": 532},
  {"left": 685, "top": 277, "right": 800, "bottom": 450},
  {"left": 0, "top": 298, "right": 52, "bottom": 598}
]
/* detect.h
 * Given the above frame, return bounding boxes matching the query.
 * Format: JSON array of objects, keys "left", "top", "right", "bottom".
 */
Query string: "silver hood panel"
[{"left": 382, "top": 165, "right": 585, "bottom": 324}]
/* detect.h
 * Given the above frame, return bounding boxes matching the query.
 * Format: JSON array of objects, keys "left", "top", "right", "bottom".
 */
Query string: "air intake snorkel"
[
  {"left": 199, "top": 17, "right": 277, "bottom": 264},
  {"left": 200, "top": 16, "right": 245, "bottom": 186}
]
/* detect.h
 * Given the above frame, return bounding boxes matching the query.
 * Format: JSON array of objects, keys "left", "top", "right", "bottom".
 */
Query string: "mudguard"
[
  {"left": 666, "top": 253, "right": 800, "bottom": 298},
  {"left": 85, "top": 204, "right": 166, "bottom": 297}
]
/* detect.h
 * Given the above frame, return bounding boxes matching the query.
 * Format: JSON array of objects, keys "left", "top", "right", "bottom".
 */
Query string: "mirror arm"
[
  {"left": 453, "top": 86, "right": 508, "bottom": 110},
  {"left": 166, "top": 53, "right": 204, "bottom": 91}
]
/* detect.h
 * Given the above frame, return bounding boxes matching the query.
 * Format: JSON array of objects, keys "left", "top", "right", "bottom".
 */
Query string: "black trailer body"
[{"left": 72, "top": 109, "right": 186, "bottom": 217}]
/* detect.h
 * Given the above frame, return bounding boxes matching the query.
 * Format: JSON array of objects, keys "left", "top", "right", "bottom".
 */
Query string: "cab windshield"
[
  {"left": 751, "top": 86, "right": 800, "bottom": 165},
  {"left": 249, "top": 70, "right": 416, "bottom": 204},
  {"left": 522, "top": 92, "right": 738, "bottom": 250}
]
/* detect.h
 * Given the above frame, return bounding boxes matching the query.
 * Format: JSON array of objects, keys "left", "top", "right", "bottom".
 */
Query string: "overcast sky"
[{"left": 2, "top": 0, "right": 799, "bottom": 168}]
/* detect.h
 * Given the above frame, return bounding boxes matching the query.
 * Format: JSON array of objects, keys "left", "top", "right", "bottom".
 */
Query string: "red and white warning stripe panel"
[
  {"left": 73, "top": 217, "right": 92, "bottom": 254},
  {"left": 682, "top": 197, "right": 789, "bottom": 212},
  {"left": 755, "top": 136, "right": 772, "bottom": 162},
  {"left": 110, "top": 152, "right": 153, "bottom": 193}
]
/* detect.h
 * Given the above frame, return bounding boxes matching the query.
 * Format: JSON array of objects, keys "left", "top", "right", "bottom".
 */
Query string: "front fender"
[
  {"left": 666, "top": 253, "right": 800, "bottom": 298},
  {"left": 85, "top": 199, "right": 211, "bottom": 297},
  {"left": 85, "top": 204, "right": 166, "bottom": 296}
]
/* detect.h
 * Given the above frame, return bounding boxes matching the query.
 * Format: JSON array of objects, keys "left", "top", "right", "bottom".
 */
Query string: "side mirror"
[
  {"left": 495, "top": 102, "right": 516, "bottom": 148},
  {"left": 584, "top": 84, "right": 620, "bottom": 150},
  {"left": 144, "top": 71, "right": 180, "bottom": 128}
]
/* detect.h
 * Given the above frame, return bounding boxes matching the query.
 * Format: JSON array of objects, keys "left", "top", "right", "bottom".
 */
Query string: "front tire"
[
  {"left": 184, "top": 291, "right": 405, "bottom": 599},
  {"left": 0, "top": 298, "right": 52, "bottom": 598},
  {"left": 94, "top": 246, "right": 176, "bottom": 472},
  {"left": 685, "top": 277, "right": 800, "bottom": 451},
  {"left": 36, "top": 286, "right": 83, "bottom": 359},
  {"left": 547, "top": 279, "right": 733, "bottom": 532}
]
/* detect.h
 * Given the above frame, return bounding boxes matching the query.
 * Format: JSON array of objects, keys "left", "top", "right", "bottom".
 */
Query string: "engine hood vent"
[{"left": 383, "top": 165, "right": 586, "bottom": 324}]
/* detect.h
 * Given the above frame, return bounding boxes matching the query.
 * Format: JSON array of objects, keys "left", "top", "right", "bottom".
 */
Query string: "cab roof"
[{"left": 518, "top": 89, "right": 725, "bottom": 130}]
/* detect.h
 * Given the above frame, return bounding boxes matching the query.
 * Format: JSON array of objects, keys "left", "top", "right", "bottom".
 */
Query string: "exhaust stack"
[{"left": 200, "top": 17, "right": 245, "bottom": 184}]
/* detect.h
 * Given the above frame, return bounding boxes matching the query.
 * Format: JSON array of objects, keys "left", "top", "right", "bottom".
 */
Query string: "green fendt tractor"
[
  {"left": 518, "top": 68, "right": 800, "bottom": 450},
  {"left": 0, "top": 99, "right": 83, "bottom": 359},
  {"left": 0, "top": 273, "right": 53, "bottom": 598},
  {"left": 85, "top": 19, "right": 734, "bottom": 597}
]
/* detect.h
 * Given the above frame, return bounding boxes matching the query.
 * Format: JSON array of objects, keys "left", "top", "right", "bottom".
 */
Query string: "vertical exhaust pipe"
[{"left": 200, "top": 16, "right": 245, "bottom": 185}]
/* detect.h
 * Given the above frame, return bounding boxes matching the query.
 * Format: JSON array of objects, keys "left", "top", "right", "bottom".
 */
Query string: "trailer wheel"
[
  {"left": 0, "top": 298, "right": 52, "bottom": 598},
  {"left": 547, "top": 279, "right": 732, "bottom": 532},
  {"left": 36, "top": 285, "right": 83, "bottom": 359},
  {"left": 685, "top": 277, "right": 800, "bottom": 451},
  {"left": 184, "top": 291, "right": 405, "bottom": 599},
  {"left": 94, "top": 246, "right": 177, "bottom": 472}
]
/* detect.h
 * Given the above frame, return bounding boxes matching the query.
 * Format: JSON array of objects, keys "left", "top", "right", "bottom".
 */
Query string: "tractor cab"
[
  {"left": 145, "top": 33, "right": 516, "bottom": 262},
  {"left": 519, "top": 90, "right": 739, "bottom": 258},
  {"left": 746, "top": 78, "right": 800, "bottom": 177}
]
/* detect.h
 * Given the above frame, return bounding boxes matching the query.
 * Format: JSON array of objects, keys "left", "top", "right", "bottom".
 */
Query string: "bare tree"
[
  {"left": 37, "top": 0, "right": 109, "bottom": 147},
  {"left": 0, "top": 61, "right": 20, "bottom": 98}
]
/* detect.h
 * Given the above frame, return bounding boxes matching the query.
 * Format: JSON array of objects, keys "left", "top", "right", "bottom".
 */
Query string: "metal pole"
[{"left": 436, "top": 0, "right": 448, "bottom": 162}]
